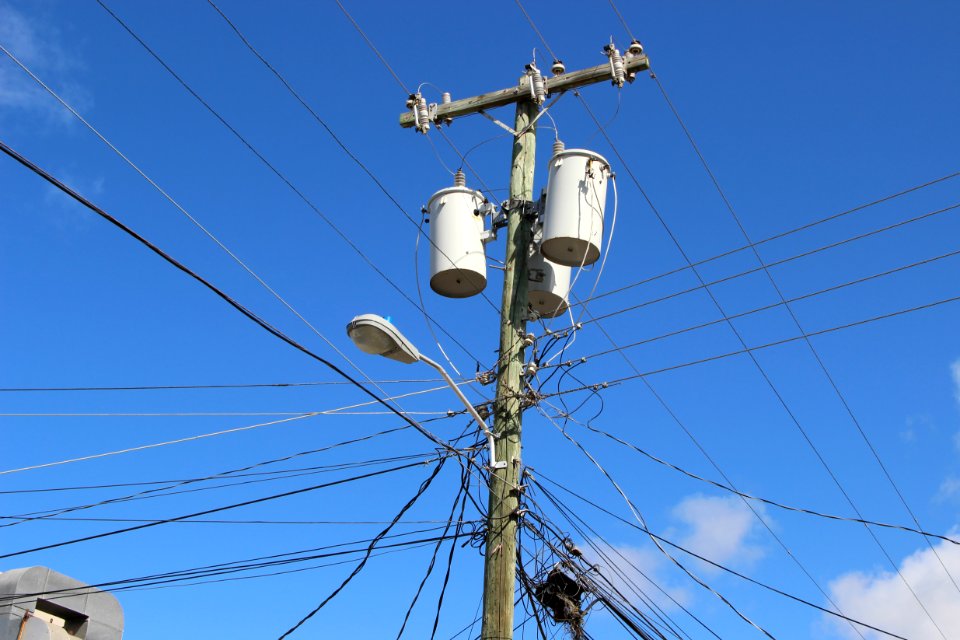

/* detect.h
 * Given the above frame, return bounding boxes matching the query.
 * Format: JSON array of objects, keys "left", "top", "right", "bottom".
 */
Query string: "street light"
[{"left": 346, "top": 314, "right": 506, "bottom": 469}]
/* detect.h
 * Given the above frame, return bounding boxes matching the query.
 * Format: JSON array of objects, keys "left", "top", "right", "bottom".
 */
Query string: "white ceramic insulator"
[
  {"left": 415, "top": 96, "right": 431, "bottom": 132},
  {"left": 428, "top": 186, "right": 487, "bottom": 298},
  {"left": 540, "top": 149, "right": 611, "bottom": 267},
  {"left": 610, "top": 49, "right": 625, "bottom": 87},
  {"left": 531, "top": 70, "right": 546, "bottom": 104}
]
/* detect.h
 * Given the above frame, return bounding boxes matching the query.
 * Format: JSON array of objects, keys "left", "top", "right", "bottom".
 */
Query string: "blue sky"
[{"left": 1, "top": 1, "right": 959, "bottom": 638}]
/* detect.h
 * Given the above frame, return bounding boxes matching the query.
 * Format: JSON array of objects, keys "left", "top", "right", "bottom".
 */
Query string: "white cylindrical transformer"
[
  {"left": 528, "top": 245, "right": 571, "bottom": 318},
  {"left": 540, "top": 149, "right": 611, "bottom": 267},
  {"left": 428, "top": 185, "right": 487, "bottom": 298}
]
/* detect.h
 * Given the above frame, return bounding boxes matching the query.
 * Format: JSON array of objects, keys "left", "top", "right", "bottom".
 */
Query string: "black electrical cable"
[
  {"left": 534, "top": 473, "right": 909, "bottom": 640},
  {"left": 576, "top": 174, "right": 960, "bottom": 309},
  {"left": 577, "top": 85, "right": 947, "bottom": 637},
  {"left": 191, "top": 0, "right": 501, "bottom": 319},
  {"left": 548, "top": 245, "right": 960, "bottom": 367},
  {"left": 0, "top": 421, "right": 427, "bottom": 528},
  {"left": 539, "top": 289, "right": 960, "bottom": 400},
  {"left": 0, "top": 457, "right": 439, "bottom": 562},
  {"left": 0, "top": 139, "right": 474, "bottom": 471},
  {"left": 395, "top": 465, "right": 468, "bottom": 639},
  {"left": 2, "top": 532, "right": 471, "bottom": 608},
  {"left": 0, "top": 379, "right": 445, "bottom": 393},
  {"left": 4, "top": 452, "right": 440, "bottom": 526},
  {"left": 429, "top": 461, "right": 472, "bottom": 640},
  {"left": 276, "top": 457, "right": 448, "bottom": 638},
  {"left": 578, "top": 420, "right": 960, "bottom": 544},
  {"left": 572, "top": 201, "right": 960, "bottom": 329},
  {"left": 93, "top": 0, "right": 490, "bottom": 367},
  {"left": 652, "top": 61, "right": 960, "bottom": 598}
]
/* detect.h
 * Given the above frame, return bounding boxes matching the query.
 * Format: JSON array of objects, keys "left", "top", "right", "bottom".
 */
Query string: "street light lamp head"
[
  {"left": 346, "top": 314, "right": 421, "bottom": 365},
  {"left": 346, "top": 312, "right": 506, "bottom": 470}
]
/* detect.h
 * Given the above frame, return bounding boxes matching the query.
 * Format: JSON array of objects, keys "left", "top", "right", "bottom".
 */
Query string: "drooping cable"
[
  {"left": 0, "top": 457, "right": 441, "bottom": 562},
  {"left": 571, "top": 200, "right": 960, "bottom": 329},
  {"left": 532, "top": 473, "right": 908, "bottom": 640},
  {"left": 577, "top": 82, "right": 951, "bottom": 639},
  {"left": 652, "top": 64, "right": 960, "bottom": 598},
  {"left": 0, "top": 139, "right": 475, "bottom": 473},
  {"left": 574, "top": 175, "right": 960, "bottom": 309},
  {"left": 276, "top": 457, "right": 448, "bottom": 638},
  {"left": 551, "top": 245, "right": 960, "bottom": 366},
  {"left": 539, "top": 289, "right": 960, "bottom": 399},
  {"left": 535, "top": 407, "right": 777, "bottom": 638},
  {"left": 93, "top": 0, "right": 490, "bottom": 365},
  {"left": 577, "top": 419, "right": 960, "bottom": 544}
]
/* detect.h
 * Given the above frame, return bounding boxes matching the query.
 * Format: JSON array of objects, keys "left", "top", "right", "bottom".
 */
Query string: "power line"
[
  {"left": 5, "top": 418, "right": 486, "bottom": 531},
  {"left": 606, "top": 0, "right": 638, "bottom": 43},
  {"left": 0, "top": 379, "right": 451, "bottom": 393},
  {"left": 521, "top": 471, "right": 714, "bottom": 639},
  {"left": 0, "top": 411, "right": 448, "bottom": 417},
  {"left": 574, "top": 200, "right": 960, "bottom": 328},
  {"left": 0, "top": 413, "right": 317, "bottom": 477},
  {"left": 0, "top": 385, "right": 476, "bottom": 475},
  {"left": 276, "top": 456, "right": 448, "bottom": 638},
  {"left": 575, "top": 418, "right": 960, "bottom": 545},
  {"left": 6, "top": 453, "right": 444, "bottom": 526},
  {"left": 0, "top": 421, "right": 449, "bottom": 528},
  {"left": 533, "top": 416, "right": 777, "bottom": 638},
  {"left": 572, "top": 172, "right": 960, "bottom": 309},
  {"left": 331, "top": 0, "right": 410, "bottom": 94},
  {"left": 508, "top": 12, "right": 868, "bottom": 637},
  {"left": 548, "top": 244, "right": 960, "bottom": 366},
  {"left": 541, "top": 289, "right": 960, "bottom": 398},
  {"left": 106, "top": 539, "right": 447, "bottom": 596},
  {"left": 0, "top": 138, "right": 475, "bottom": 471},
  {"left": 0, "top": 379, "right": 472, "bottom": 476},
  {"left": 650, "top": 65, "right": 960, "bottom": 599},
  {"left": 0, "top": 40, "right": 398, "bottom": 409},
  {"left": 0, "top": 516, "right": 476, "bottom": 526},
  {"left": 574, "top": 90, "right": 950, "bottom": 639},
  {"left": 531, "top": 473, "right": 908, "bottom": 640},
  {"left": 0, "top": 457, "right": 443, "bottom": 562},
  {"left": 0, "top": 526, "right": 468, "bottom": 605},
  {"left": 91, "top": 0, "right": 489, "bottom": 369},
  {"left": 196, "top": 0, "right": 501, "bottom": 321}
]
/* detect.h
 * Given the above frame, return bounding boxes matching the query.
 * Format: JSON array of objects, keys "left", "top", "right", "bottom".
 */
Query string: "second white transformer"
[
  {"left": 428, "top": 180, "right": 487, "bottom": 298},
  {"left": 540, "top": 148, "right": 612, "bottom": 267}
]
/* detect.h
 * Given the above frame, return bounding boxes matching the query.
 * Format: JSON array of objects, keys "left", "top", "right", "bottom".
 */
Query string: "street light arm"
[{"left": 418, "top": 355, "right": 506, "bottom": 469}]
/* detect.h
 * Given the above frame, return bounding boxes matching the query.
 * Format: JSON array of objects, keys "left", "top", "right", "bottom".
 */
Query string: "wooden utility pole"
[
  {"left": 483, "top": 97, "right": 536, "bottom": 639},
  {"left": 397, "top": 49, "right": 649, "bottom": 640}
]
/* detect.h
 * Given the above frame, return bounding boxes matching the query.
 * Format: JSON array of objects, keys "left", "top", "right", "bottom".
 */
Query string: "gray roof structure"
[{"left": 0, "top": 567, "right": 122, "bottom": 640}]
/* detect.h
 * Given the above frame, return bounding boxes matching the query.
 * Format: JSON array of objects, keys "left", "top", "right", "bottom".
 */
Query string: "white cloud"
[
  {"left": 952, "top": 359, "right": 960, "bottom": 406},
  {"left": 671, "top": 494, "right": 767, "bottom": 569},
  {"left": 587, "top": 542, "right": 692, "bottom": 614},
  {"left": 571, "top": 493, "right": 768, "bottom": 626},
  {"left": 0, "top": 2, "right": 89, "bottom": 122},
  {"left": 902, "top": 414, "right": 934, "bottom": 443},
  {"left": 827, "top": 534, "right": 960, "bottom": 639},
  {"left": 937, "top": 477, "right": 960, "bottom": 503}
]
